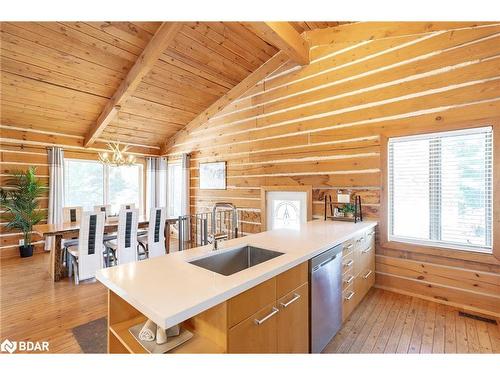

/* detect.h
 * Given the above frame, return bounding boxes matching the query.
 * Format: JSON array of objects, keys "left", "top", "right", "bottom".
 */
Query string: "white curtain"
[
  {"left": 45, "top": 147, "right": 64, "bottom": 251},
  {"left": 180, "top": 154, "right": 190, "bottom": 216},
  {"left": 146, "top": 157, "right": 167, "bottom": 214},
  {"left": 180, "top": 153, "right": 190, "bottom": 241}
]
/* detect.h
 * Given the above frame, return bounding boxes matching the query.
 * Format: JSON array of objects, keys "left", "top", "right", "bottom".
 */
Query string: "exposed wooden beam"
[
  {"left": 303, "top": 21, "right": 499, "bottom": 46},
  {"left": 247, "top": 22, "right": 310, "bottom": 65},
  {"left": 84, "top": 22, "right": 182, "bottom": 147},
  {"left": 161, "top": 50, "right": 289, "bottom": 155}
]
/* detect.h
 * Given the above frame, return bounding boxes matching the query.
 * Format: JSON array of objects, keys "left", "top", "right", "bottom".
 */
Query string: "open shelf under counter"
[{"left": 108, "top": 290, "right": 225, "bottom": 354}]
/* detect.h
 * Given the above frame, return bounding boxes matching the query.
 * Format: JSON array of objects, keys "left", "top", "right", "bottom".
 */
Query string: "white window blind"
[{"left": 388, "top": 127, "right": 493, "bottom": 252}]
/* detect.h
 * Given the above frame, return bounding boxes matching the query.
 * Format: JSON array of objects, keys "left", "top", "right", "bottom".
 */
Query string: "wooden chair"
[
  {"left": 67, "top": 211, "right": 106, "bottom": 285},
  {"left": 104, "top": 208, "right": 139, "bottom": 266},
  {"left": 138, "top": 207, "right": 166, "bottom": 259}
]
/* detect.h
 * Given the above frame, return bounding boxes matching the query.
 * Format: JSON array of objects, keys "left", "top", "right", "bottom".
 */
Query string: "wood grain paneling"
[
  {"left": 0, "top": 130, "right": 148, "bottom": 259},
  {"left": 165, "top": 22, "right": 500, "bottom": 317},
  {"left": 1, "top": 22, "right": 284, "bottom": 148}
]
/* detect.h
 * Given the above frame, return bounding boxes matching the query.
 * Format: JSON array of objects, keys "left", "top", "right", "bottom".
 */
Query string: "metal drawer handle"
[
  {"left": 280, "top": 293, "right": 300, "bottom": 308},
  {"left": 254, "top": 307, "right": 279, "bottom": 325},
  {"left": 367, "top": 232, "right": 374, "bottom": 238},
  {"left": 343, "top": 259, "right": 354, "bottom": 267},
  {"left": 345, "top": 291, "right": 355, "bottom": 301},
  {"left": 345, "top": 243, "right": 353, "bottom": 250},
  {"left": 344, "top": 275, "right": 354, "bottom": 284},
  {"left": 362, "top": 247, "right": 372, "bottom": 254},
  {"left": 363, "top": 270, "right": 373, "bottom": 279}
]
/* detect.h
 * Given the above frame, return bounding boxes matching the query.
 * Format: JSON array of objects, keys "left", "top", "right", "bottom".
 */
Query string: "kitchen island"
[{"left": 97, "top": 220, "right": 377, "bottom": 353}]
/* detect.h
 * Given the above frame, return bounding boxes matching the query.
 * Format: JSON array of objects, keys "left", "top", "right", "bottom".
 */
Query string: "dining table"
[{"left": 34, "top": 215, "right": 180, "bottom": 282}]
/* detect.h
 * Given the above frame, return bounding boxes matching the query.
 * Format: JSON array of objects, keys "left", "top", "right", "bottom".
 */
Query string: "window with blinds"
[{"left": 388, "top": 127, "right": 493, "bottom": 252}]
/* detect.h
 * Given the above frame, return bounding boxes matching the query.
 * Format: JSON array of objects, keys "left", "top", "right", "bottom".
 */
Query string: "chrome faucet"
[
  {"left": 209, "top": 232, "right": 228, "bottom": 251},
  {"left": 209, "top": 202, "right": 239, "bottom": 251}
]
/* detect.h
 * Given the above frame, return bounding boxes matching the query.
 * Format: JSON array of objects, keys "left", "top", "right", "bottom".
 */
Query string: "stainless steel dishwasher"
[{"left": 309, "top": 244, "right": 343, "bottom": 353}]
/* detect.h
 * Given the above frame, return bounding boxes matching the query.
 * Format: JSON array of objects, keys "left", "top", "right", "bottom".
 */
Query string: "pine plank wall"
[
  {"left": 0, "top": 132, "right": 152, "bottom": 259},
  {"left": 165, "top": 25, "right": 500, "bottom": 317}
]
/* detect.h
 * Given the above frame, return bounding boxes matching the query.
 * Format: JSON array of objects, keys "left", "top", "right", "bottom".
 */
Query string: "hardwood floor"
[
  {"left": 323, "top": 288, "right": 500, "bottom": 354},
  {"left": 1, "top": 253, "right": 499, "bottom": 354},
  {"left": 0, "top": 252, "right": 107, "bottom": 353}
]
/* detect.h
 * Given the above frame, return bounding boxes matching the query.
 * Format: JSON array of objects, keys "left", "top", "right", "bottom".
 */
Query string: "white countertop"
[{"left": 96, "top": 220, "right": 377, "bottom": 329}]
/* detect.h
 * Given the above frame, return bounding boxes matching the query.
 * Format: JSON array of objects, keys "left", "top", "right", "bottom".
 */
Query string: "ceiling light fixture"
[{"left": 98, "top": 142, "right": 136, "bottom": 167}]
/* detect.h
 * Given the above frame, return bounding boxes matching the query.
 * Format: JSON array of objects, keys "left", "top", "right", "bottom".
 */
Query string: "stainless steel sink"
[{"left": 188, "top": 245, "right": 284, "bottom": 276}]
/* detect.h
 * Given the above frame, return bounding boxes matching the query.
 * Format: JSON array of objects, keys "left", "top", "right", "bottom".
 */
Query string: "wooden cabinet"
[
  {"left": 107, "top": 263, "right": 309, "bottom": 354},
  {"left": 227, "top": 263, "right": 309, "bottom": 353},
  {"left": 227, "top": 278, "right": 276, "bottom": 327},
  {"left": 342, "top": 283, "right": 356, "bottom": 321},
  {"left": 106, "top": 227, "right": 375, "bottom": 354},
  {"left": 342, "top": 227, "right": 376, "bottom": 322},
  {"left": 277, "top": 283, "right": 309, "bottom": 353},
  {"left": 228, "top": 302, "right": 278, "bottom": 353}
]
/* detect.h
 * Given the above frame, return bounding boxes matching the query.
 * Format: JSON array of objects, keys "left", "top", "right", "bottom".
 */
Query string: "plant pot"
[
  {"left": 346, "top": 212, "right": 354, "bottom": 218},
  {"left": 19, "top": 245, "right": 34, "bottom": 258}
]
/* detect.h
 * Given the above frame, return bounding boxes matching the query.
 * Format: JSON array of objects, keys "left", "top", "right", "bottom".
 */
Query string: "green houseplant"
[
  {"left": 0, "top": 167, "right": 47, "bottom": 257},
  {"left": 341, "top": 203, "right": 356, "bottom": 218}
]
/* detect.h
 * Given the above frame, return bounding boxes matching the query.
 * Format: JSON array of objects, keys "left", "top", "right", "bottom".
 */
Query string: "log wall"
[
  {"left": 166, "top": 24, "right": 500, "bottom": 316},
  {"left": 0, "top": 129, "right": 150, "bottom": 259}
]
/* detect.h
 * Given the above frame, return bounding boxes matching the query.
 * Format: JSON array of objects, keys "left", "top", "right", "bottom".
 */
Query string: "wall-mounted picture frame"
[{"left": 199, "top": 161, "right": 226, "bottom": 190}]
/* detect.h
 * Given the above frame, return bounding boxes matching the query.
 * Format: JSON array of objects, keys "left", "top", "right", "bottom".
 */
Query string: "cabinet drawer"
[
  {"left": 342, "top": 271, "right": 355, "bottom": 292},
  {"left": 228, "top": 278, "right": 276, "bottom": 328},
  {"left": 342, "top": 282, "right": 356, "bottom": 322},
  {"left": 357, "top": 243, "right": 374, "bottom": 275},
  {"left": 342, "top": 252, "right": 354, "bottom": 275},
  {"left": 343, "top": 239, "right": 355, "bottom": 255},
  {"left": 357, "top": 260, "right": 375, "bottom": 300},
  {"left": 276, "top": 262, "right": 308, "bottom": 299},
  {"left": 277, "top": 283, "right": 309, "bottom": 353},
  {"left": 353, "top": 233, "right": 366, "bottom": 252},
  {"left": 365, "top": 230, "right": 375, "bottom": 250},
  {"left": 228, "top": 302, "right": 278, "bottom": 353}
]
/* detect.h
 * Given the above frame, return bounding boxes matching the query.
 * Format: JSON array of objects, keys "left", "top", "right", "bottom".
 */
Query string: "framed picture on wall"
[{"left": 199, "top": 161, "right": 226, "bottom": 190}]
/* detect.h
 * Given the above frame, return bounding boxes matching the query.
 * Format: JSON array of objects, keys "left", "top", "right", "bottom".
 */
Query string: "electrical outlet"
[{"left": 19, "top": 239, "right": 24, "bottom": 246}]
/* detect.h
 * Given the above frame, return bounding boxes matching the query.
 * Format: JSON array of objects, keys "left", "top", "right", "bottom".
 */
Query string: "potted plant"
[
  {"left": 342, "top": 203, "right": 356, "bottom": 219},
  {"left": 0, "top": 167, "right": 47, "bottom": 257}
]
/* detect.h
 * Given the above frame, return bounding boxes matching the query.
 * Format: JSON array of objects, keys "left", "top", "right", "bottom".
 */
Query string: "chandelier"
[{"left": 98, "top": 142, "right": 136, "bottom": 167}]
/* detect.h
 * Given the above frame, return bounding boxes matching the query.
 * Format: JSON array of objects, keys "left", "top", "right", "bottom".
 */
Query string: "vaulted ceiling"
[{"left": 0, "top": 21, "right": 345, "bottom": 153}]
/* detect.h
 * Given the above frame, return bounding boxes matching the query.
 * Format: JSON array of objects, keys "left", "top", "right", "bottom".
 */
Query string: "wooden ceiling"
[{"left": 0, "top": 21, "right": 344, "bottom": 152}]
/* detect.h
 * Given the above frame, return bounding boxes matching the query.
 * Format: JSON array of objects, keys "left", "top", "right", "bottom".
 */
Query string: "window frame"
[
  {"left": 379, "top": 119, "right": 500, "bottom": 265},
  {"left": 387, "top": 126, "right": 493, "bottom": 253},
  {"left": 64, "top": 158, "right": 144, "bottom": 215}
]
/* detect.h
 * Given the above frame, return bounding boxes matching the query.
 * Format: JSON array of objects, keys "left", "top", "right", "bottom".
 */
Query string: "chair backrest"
[
  {"left": 77, "top": 211, "right": 105, "bottom": 281},
  {"left": 63, "top": 206, "right": 82, "bottom": 223},
  {"left": 147, "top": 207, "right": 166, "bottom": 258},
  {"left": 93, "top": 205, "right": 111, "bottom": 219},
  {"left": 120, "top": 203, "right": 135, "bottom": 211},
  {"left": 115, "top": 208, "right": 139, "bottom": 265}
]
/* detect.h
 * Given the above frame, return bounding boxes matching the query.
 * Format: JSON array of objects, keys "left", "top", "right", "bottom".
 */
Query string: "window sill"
[
  {"left": 379, "top": 239, "right": 500, "bottom": 266},
  {"left": 388, "top": 236, "right": 492, "bottom": 254}
]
